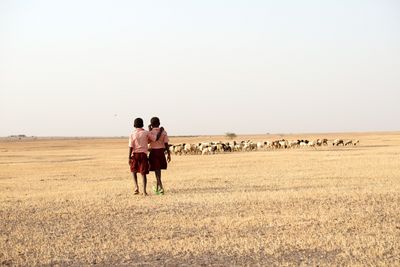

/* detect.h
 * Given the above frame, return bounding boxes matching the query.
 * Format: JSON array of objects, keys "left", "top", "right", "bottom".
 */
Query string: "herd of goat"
[{"left": 169, "top": 138, "right": 360, "bottom": 155}]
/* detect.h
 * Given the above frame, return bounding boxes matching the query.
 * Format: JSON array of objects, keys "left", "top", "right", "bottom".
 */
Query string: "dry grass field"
[{"left": 1, "top": 132, "right": 400, "bottom": 266}]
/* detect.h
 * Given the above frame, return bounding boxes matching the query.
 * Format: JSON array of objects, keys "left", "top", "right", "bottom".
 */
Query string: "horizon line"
[{"left": 2, "top": 130, "right": 400, "bottom": 139}]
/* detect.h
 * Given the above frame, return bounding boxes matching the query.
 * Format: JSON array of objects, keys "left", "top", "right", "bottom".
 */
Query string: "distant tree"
[{"left": 225, "top": 132, "right": 237, "bottom": 139}]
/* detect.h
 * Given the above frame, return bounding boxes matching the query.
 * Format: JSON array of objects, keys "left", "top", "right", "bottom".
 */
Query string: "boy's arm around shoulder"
[{"left": 148, "top": 130, "right": 157, "bottom": 142}]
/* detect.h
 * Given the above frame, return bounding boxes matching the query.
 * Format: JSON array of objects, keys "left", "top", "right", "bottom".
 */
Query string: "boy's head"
[
  {"left": 134, "top": 118, "right": 144, "bottom": 128},
  {"left": 150, "top": 117, "right": 160, "bottom": 127}
]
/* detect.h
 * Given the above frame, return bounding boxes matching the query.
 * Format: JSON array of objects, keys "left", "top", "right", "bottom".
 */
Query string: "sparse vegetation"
[
  {"left": 225, "top": 132, "right": 237, "bottom": 139},
  {"left": 0, "top": 133, "right": 399, "bottom": 265},
  {"left": 8, "top": 134, "right": 27, "bottom": 139}
]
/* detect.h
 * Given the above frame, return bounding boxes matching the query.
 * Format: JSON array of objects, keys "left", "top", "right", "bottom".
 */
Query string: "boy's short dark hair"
[
  {"left": 134, "top": 118, "right": 144, "bottom": 128},
  {"left": 150, "top": 117, "right": 160, "bottom": 127}
]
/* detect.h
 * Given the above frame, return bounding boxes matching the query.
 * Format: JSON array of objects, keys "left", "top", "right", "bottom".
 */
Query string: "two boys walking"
[{"left": 128, "top": 117, "right": 171, "bottom": 196}]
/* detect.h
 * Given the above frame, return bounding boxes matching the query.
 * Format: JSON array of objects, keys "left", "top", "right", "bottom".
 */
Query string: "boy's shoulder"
[
  {"left": 131, "top": 128, "right": 148, "bottom": 135},
  {"left": 150, "top": 127, "right": 164, "bottom": 133},
  {"left": 153, "top": 127, "right": 168, "bottom": 135}
]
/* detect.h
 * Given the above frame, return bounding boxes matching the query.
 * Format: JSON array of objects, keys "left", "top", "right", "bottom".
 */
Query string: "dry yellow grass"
[{"left": 1, "top": 132, "right": 400, "bottom": 266}]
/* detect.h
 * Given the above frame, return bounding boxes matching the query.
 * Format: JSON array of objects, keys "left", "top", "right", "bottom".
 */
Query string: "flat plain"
[{"left": 1, "top": 132, "right": 399, "bottom": 266}]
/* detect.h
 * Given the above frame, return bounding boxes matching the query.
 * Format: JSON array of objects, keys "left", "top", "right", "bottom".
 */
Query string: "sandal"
[{"left": 157, "top": 189, "right": 164, "bottom": 195}]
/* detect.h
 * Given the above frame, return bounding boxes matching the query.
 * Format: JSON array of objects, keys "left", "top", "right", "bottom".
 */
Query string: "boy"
[
  {"left": 128, "top": 118, "right": 156, "bottom": 196},
  {"left": 148, "top": 117, "right": 171, "bottom": 195}
]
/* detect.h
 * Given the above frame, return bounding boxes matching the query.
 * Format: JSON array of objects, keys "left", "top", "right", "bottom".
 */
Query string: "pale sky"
[{"left": 0, "top": 0, "right": 399, "bottom": 136}]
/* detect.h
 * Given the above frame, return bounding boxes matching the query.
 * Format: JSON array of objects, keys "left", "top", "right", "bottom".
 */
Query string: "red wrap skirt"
[
  {"left": 149, "top": 149, "right": 168, "bottom": 171},
  {"left": 129, "top": 153, "right": 149, "bottom": 175}
]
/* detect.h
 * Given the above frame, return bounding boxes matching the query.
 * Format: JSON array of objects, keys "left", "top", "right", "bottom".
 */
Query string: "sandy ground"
[{"left": 0, "top": 132, "right": 400, "bottom": 266}]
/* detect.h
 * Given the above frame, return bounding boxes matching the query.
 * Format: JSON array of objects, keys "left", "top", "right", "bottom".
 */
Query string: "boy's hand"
[{"left": 128, "top": 147, "right": 133, "bottom": 164}]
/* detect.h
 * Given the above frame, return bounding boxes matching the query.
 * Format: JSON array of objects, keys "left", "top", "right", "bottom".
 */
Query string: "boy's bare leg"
[
  {"left": 155, "top": 170, "right": 163, "bottom": 191},
  {"left": 132, "top": 172, "right": 139, "bottom": 194},
  {"left": 141, "top": 174, "right": 148, "bottom": 196}
]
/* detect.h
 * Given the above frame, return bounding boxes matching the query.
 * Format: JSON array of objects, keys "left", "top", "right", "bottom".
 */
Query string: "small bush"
[{"left": 225, "top": 132, "right": 237, "bottom": 139}]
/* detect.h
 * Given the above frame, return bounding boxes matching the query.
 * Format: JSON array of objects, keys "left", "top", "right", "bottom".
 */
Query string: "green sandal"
[{"left": 157, "top": 189, "right": 164, "bottom": 195}]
